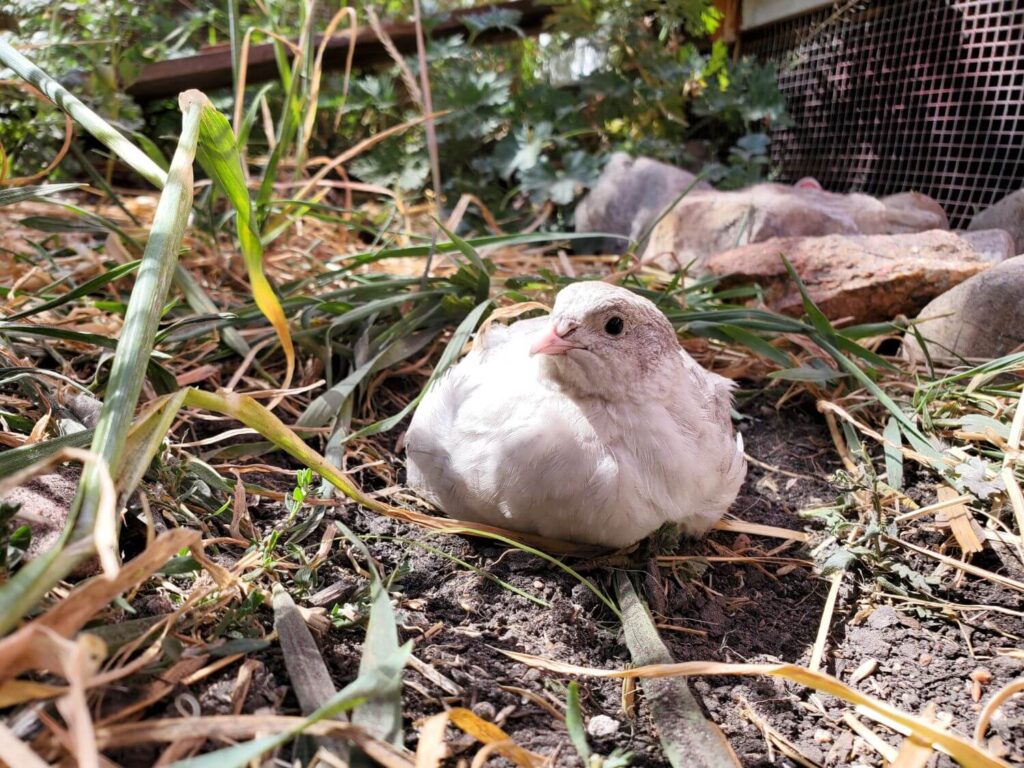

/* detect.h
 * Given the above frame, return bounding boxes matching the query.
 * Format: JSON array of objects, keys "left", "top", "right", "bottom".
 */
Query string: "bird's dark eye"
[{"left": 604, "top": 316, "right": 624, "bottom": 336}]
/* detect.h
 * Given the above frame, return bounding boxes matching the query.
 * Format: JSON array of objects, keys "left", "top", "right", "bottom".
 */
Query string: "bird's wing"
[{"left": 661, "top": 349, "right": 747, "bottom": 530}]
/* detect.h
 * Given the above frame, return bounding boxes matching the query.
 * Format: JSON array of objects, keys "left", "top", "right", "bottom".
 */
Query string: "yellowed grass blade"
[
  {"left": 0, "top": 679, "right": 66, "bottom": 707},
  {"left": 713, "top": 517, "right": 809, "bottom": 542},
  {"left": 975, "top": 678, "right": 1024, "bottom": 744},
  {"left": 935, "top": 486, "right": 984, "bottom": 555},
  {"left": 92, "top": 715, "right": 413, "bottom": 767},
  {"left": 882, "top": 535, "right": 1024, "bottom": 593},
  {"left": 414, "top": 711, "right": 450, "bottom": 768},
  {"left": 447, "top": 708, "right": 540, "bottom": 768}
]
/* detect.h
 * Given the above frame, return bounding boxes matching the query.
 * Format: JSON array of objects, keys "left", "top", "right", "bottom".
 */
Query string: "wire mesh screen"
[{"left": 744, "top": 0, "right": 1024, "bottom": 227}]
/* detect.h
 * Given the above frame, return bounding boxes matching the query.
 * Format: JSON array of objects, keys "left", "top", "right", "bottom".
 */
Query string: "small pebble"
[
  {"left": 587, "top": 714, "right": 620, "bottom": 738},
  {"left": 533, "top": 580, "right": 544, "bottom": 590},
  {"left": 919, "top": 653, "right": 933, "bottom": 666},
  {"left": 813, "top": 729, "right": 833, "bottom": 744},
  {"left": 471, "top": 701, "right": 496, "bottom": 721}
]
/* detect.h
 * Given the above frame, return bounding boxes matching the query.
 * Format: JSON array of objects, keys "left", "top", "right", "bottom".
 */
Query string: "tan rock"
[
  {"left": 704, "top": 230, "right": 991, "bottom": 323},
  {"left": 643, "top": 184, "right": 949, "bottom": 271},
  {"left": 880, "top": 192, "right": 950, "bottom": 232},
  {"left": 903, "top": 255, "right": 1024, "bottom": 364}
]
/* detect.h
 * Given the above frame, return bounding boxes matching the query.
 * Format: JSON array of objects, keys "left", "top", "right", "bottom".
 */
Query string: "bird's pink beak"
[{"left": 529, "top": 320, "right": 579, "bottom": 356}]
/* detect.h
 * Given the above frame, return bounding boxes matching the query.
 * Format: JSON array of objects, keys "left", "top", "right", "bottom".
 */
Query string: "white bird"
[{"left": 405, "top": 282, "right": 746, "bottom": 549}]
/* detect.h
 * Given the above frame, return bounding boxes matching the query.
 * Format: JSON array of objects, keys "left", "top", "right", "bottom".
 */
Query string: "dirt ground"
[{"left": 114, "top": 390, "right": 1023, "bottom": 767}]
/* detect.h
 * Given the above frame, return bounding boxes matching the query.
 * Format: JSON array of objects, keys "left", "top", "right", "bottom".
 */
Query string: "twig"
[{"left": 809, "top": 571, "right": 842, "bottom": 673}]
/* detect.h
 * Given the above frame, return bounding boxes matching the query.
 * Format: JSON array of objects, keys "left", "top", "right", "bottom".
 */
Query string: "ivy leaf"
[
  {"left": 821, "top": 547, "right": 856, "bottom": 576},
  {"left": 953, "top": 456, "right": 1005, "bottom": 499},
  {"left": 463, "top": 8, "right": 523, "bottom": 41}
]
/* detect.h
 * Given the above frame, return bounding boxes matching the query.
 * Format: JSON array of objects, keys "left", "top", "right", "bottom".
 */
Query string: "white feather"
[{"left": 405, "top": 284, "right": 746, "bottom": 548}]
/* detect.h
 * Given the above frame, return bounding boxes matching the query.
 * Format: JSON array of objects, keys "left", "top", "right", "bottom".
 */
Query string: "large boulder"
[
  {"left": 704, "top": 230, "right": 991, "bottom": 324},
  {"left": 643, "top": 184, "right": 949, "bottom": 271},
  {"left": 574, "top": 153, "right": 710, "bottom": 253},
  {"left": 968, "top": 189, "right": 1024, "bottom": 253},
  {"left": 903, "top": 255, "right": 1024, "bottom": 363}
]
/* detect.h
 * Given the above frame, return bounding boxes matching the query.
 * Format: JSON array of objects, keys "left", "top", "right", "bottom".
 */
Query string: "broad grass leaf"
[{"left": 190, "top": 92, "right": 295, "bottom": 391}]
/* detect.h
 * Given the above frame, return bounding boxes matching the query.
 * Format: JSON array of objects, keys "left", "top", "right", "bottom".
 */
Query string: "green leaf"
[{"left": 821, "top": 547, "right": 857, "bottom": 576}]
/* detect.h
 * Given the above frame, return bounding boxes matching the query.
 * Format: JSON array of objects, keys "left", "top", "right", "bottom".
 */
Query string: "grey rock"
[
  {"left": 574, "top": 152, "right": 709, "bottom": 253},
  {"left": 904, "top": 255, "right": 1024, "bottom": 364},
  {"left": 968, "top": 189, "right": 1024, "bottom": 253},
  {"left": 959, "top": 229, "right": 1016, "bottom": 263}
]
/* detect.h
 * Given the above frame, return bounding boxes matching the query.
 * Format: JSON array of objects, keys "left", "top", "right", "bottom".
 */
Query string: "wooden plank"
[
  {"left": 740, "top": 0, "right": 832, "bottom": 30},
  {"left": 127, "top": 0, "right": 549, "bottom": 100}
]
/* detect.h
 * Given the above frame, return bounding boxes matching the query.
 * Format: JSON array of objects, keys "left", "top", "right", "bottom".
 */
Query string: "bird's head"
[{"left": 529, "top": 282, "right": 680, "bottom": 400}]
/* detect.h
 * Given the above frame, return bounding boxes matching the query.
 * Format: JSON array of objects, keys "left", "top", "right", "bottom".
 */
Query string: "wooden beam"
[
  {"left": 127, "top": 0, "right": 549, "bottom": 100},
  {"left": 740, "top": 0, "right": 833, "bottom": 30}
]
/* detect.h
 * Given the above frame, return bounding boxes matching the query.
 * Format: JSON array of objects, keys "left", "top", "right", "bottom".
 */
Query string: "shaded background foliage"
[{"left": 0, "top": 0, "right": 788, "bottom": 230}]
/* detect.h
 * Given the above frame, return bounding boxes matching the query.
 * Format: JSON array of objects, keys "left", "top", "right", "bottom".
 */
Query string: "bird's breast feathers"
[{"left": 406, "top": 335, "right": 744, "bottom": 547}]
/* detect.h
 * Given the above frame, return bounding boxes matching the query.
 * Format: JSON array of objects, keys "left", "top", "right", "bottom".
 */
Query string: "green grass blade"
[
  {"left": 0, "top": 183, "right": 82, "bottom": 207},
  {"left": 716, "top": 324, "right": 792, "bottom": 367},
  {"left": 883, "top": 416, "right": 904, "bottom": 490},
  {"left": 78, "top": 93, "right": 201, "bottom": 500},
  {"left": 565, "top": 682, "right": 592, "bottom": 764},
  {"left": 616, "top": 573, "right": 740, "bottom": 768},
  {"left": 2, "top": 99, "right": 203, "bottom": 629},
  {"left": 0, "top": 430, "right": 94, "bottom": 478},
  {"left": 0, "top": 40, "right": 167, "bottom": 189},
  {"left": 0, "top": 324, "right": 178, "bottom": 392},
  {"left": 168, "top": 670, "right": 393, "bottom": 768},
  {"left": 780, "top": 254, "right": 836, "bottom": 341},
  {"left": 172, "top": 265, "right": 251, "bottom": 357},
  {"left": 353, "top": 581, "right": 411, "bottom": 752},
  {"left": 298, "top": 330, "right": 437, "bottom": 428},
  {"left": 343, "top": 299, "right": 492, "bottom": 442},
  {"left": 4, "top": 261, "right": 140, "bottom": 321}
]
